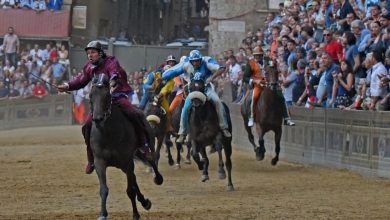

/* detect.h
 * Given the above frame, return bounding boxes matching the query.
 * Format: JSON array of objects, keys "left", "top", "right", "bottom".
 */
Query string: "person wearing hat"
[
  {"left": 243, "top": 46, "right": 295, "bottom": 127},
  {"left": 57, "top": 40, "right": 154, "bottom": 174}
]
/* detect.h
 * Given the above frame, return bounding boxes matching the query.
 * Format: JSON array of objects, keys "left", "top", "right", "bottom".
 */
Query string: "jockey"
[
  {"left": 57, "top": 40, "right": 153, "bottom": 174},
  {"left": 244, "top": 47, "right": 295, "bottom": 127},
  {"left": 244, "top": 46, "right": 266, "bottom": 127},
  {"left": 139, "top": 70, "right": 162, "bottom": 110},
  {"left": 168, "top": 56, "right": 188, "bottom": 113},
  {"left": 162, "top": 50, "right": 231, "bottom": 143}
]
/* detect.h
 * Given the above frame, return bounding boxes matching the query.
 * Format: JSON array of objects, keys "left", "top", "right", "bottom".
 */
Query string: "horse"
[
  {"left": 241, "top": 65, "right": 283, "bottom": 165},
  {"left": 187, "top": 79, "right": 234, "bottom": 191},
  {"left": 89, "top": 74, "right": 163, "bottom": 220},
  {"left": 145, "top": 99, "right": 177, "bottom": 167}
]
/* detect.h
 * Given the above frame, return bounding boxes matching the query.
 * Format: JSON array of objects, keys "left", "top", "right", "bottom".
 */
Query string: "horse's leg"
[
  {"left": 94, "top": 158, "right": 109, "bottom": 220},
  {"left": 154, "top": 135, "right": 164, "bottom": 167},
  {"left": 175, "top": 141, "right": 182, "bottom": 168},
  {"left": 134, "top": 150, "right": 164, "bottom": 185},
  {"left": 244, "top": 122, "right": 258, "bottom": 150},
  {"left": 255, "top": 124, "right": 266, "bottom": 161},
  {"left": 164, "top": 135, "right": 174, "bottom": 166},
  {"left": 271, "top": 127, "right": 282, "bottom": 166},
  {"left": 199, "top": 147, "right": 209, "bottom": 182},
  {"left": 123, "top": 162, "right": 148, "bottom": 220},
  {"left": 217, "top": 144, "right": 226, "bottom": 180},
  {"left": 184, "top": 142, "right": 192, "bottom": 164},
  {"left": 191, "top": 141, "right": 203, "bottom": 170},
  {"left": 223, "top": 138, "right": 234, "bottom": 191}
]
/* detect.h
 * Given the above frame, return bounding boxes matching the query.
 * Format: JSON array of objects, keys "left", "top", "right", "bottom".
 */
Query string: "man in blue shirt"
[{"left": 161, "top": 50, "right": 231, "bottom": 143}]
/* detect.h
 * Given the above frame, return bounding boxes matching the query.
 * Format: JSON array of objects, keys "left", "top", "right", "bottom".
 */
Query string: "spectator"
[
  {"left": 317, "top": 52, "right": 340, "bottom": 108},
  {"left": 228, "top": 55, "right": 241, "bottom": 102},
  {"left": 323, "top": 29, "right": 343, "bottom": 63},
  {"left": 281, "top": 59, "right": 298, "bottom": 106},
  {"left": 3, "top": 27, "right": 20, "bottom": 68},
  {"left": 3, "top": 59, "right": 15, "bottom": 75},
  {"left": 8, "top": 84, "right": 20, "bottom": 100},
  {"left": 0, "top": 80, "right": 8, "bottom": 100},
  {"left": 30, "top": 44, "right": 43, "bottom": 61},
  {"left": 40, "top": 60, "right": 52, "bottom": 83},
  {"left": 18, "top": 0, "right": 32, "bottom": 9},
  {"left": 58, "top": 44, "right": 69, "bottom": 65},
  {"left": 331, "top": 60, "right": 355, "bottom": 108},
  {"left": 47, "top": 0, "right": 62, "bottom": 11},
  {"left": 368, "top": 50, "right": 388, "bottom": 110},
  {"left": 51, "top": 57, "right": 65, "bottom": 83},
  {"left": 41, "top": 43, "right": 51, "bottom": 62},
  {"left": 32, "top": 81, "right": 48, "bottom": 98},
  {"left": 0, "top": 0, "right": 16, "bottom": 8},
  {"left": 31, "top": 0, "right": 47, "bottom": 12},
  {"left": 18, "top": 79, "right": 33, "bottom": 98},
  {"left": 294, "top": 59, "right": 308, "bottom": 105},
  {"left": 360, "top": 21, "right": 386, "bottom": 54}
]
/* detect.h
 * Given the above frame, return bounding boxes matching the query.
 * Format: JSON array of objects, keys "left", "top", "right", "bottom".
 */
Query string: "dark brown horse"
[
  {"left": 90, "top": 74, "right": 163, "bottom": 220},
  {"left": 241, "top": 65, "right": 283, "bottom": 165},
  {"left": 188, "top": 79, "right": 234, "bottom": 191}
]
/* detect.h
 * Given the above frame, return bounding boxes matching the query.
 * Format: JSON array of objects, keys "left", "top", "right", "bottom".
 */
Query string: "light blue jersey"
[{"left": 162, "top": 56, "right": 223, "bottom": 82}]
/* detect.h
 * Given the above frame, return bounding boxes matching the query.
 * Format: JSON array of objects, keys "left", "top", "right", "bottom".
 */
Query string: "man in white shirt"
[
  {"left": 3, "top": 26, "right": 19, "bottom": 67},
  {"left": 228, "top": 55, "right": 241, "bottom": 102},
  {"left": 368, "top": 50, "right": 388, "bottom": 110}
]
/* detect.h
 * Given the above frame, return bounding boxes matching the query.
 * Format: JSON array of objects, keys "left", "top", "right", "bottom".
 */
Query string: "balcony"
[{"left": 0, "top": 8, "right": 70, "bottom": 39}]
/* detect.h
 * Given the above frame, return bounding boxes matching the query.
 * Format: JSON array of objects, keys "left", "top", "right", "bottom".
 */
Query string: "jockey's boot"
[
  {"left": 176, "top": 134, "right": 186, "bottom": 144},
  {"left": 248, "top": 117, "right": 254, "bottom": 127},
  {"left": 85, "top": 162, "right": 95, "bottom": 174},
  {"left": 284, "top": 118, "right": 295, "bottom": 126},
  {"left": 222, "top": 128, "right": 231, "bottom": 137}
]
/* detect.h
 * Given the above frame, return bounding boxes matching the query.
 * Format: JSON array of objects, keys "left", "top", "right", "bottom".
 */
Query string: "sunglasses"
[{"left": 323, "top": 34, "right": 331, "bottom": 36}]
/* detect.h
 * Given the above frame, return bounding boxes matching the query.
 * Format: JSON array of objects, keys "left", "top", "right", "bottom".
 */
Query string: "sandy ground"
[{"left": 0, "top": 125, "right": 389, "bottom": 220}]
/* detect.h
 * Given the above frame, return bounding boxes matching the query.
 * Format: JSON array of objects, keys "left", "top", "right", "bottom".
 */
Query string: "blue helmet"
[{"left": 188, "top": 50, "right": 202, "bottom": 61}]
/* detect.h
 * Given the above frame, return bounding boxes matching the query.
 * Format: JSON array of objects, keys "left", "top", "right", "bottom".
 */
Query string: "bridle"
[{"left": 90, "top": 74, "right": 113, "bottom": 121}]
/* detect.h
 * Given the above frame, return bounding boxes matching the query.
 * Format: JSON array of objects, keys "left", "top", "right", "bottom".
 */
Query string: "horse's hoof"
[
  {"left": 184, "top": 159, "right": 191, "bottom": 164},
  {"left": 256, "top": 153, "right": 265, "bottom": 161},
  {"left": 132, "top": 214, "right": 140, "bottom": 220},
  {"left": 168, "top": 158, "right": 174, "bottom": 166},
  {"left": 227, "top": 185, "right": 235, "bottom": 192},
  {"left": 142, "top": 199, "right": 152, "bottom": 210},
  {"left": 97, "top": 216, "right": 107, "bottom": 220},
  {"left": 175, "top": 163, "right": 181, "bottom": 169},
  {"left": 154, "top": 174, "right": 164, "bottom": 185},
  {"left": 218, "top": 171, "right": 226, "bottom": 180},
  {"left": 200, "top": 174, "right": 209, "bottom": 182},
  {"left": 271, "top": 158, "right": 278, "bottom": 166}
]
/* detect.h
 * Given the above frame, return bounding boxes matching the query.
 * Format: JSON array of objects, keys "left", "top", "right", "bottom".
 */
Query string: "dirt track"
[{"left": 0, "top": 126, "right": 389, "bottom": 220}]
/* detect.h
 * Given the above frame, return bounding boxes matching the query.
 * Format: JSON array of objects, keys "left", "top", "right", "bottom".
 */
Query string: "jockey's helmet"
[
  {"left": 85, "top": 40, "right": 106, "bottom": 58},
  {"left": 85, "top": 40, "right": 103, "bottom": 52},
  {"left": 166, "top": 55, "right": 176, "bottom": 62},
  {"left": 189, "top": 50, "right": 202, "bottom": 61}
]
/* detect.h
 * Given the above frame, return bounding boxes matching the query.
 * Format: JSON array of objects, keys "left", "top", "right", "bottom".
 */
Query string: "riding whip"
[{"left": 29, "top": 72, "right": 70, "bottom": 94}]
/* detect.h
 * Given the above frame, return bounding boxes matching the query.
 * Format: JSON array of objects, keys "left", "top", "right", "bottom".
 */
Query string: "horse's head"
[
  {"left": 264, "top": 65, "right": 279, "bottom": 91},
  {"left": 145, "top": 99, "right": 166, "bottom": 130},
  {"left": 188, "top": 79, "right": 207, "bottom": 108},
  {"left": 90, "top": 73, "right": 112, "bottom": 123}
]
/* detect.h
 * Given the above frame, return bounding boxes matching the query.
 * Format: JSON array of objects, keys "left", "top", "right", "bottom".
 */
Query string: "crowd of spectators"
[
  {"left": 0, "top": 26, "right": 69, "bottom": 100},
  {"left": 217, "top": 0, "right": 390, "bottom": 111},
  {"left": 0, "top": 0, "right": 63, "bottom": 12}
]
